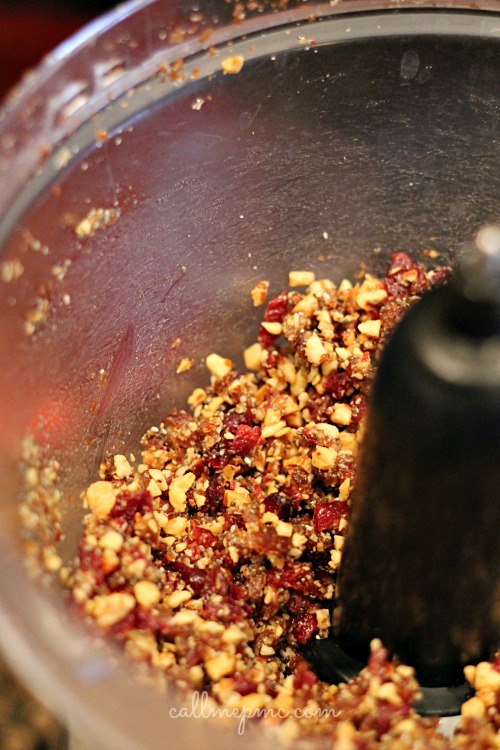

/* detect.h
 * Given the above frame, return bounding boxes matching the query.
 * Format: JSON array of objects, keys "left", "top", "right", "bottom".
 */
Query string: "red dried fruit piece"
[
  {"left": 313, "top": 501, "right": 347, "bottom": 532},
  {"left": 288, "top": 592, "right": 307, "bottom": 614},
  {"left": 429, "top": 266, "right": 452, "bottom": 287},
  {"left": 268, "top": 562, "right": 315, "bottom": 593},
  {"left": 305, "top": 392, "right": 334, "bottom": 423},
  {"left": 224, "top": 512, "right": 245, "bottom": 530},
  {"left": 223, "top": 409, "right": 253, "bottom": 434},
  {"left": 172, "top": 561, "right": 208, "bottom": 595},
  {"left": 191, "top": 524, "right": 218, "bottom": 548},
  {"left": 110, "top": 489, "right": 153, "bottom": 524},
  {"left": 232, "top": 424, "right": 261, "bottom": 456},
  {"left": 351, "top": 393, "right": 367, "bottom": 424},
  {"left": 203, "top": 596, "right": 247, "bottom": 623},
  {"left": 258, "top": 326, "right": 278, "bottom": 350},
  {"left": 293, "top": 663, "right": 319, "bottom": 689},
  {"left": 293, "top": 612, "right": 318, "bottom": 645},
  {"left": 207, "top": 444, "right": 231, "bottom": 470},
  {"left": 78, "top": 540, "right": 105, "bottom": 586},
  {"left": 385, "top": 252, "right": 428, "bottom": 298},
  {"left": 263, "top": 492, "right": 291, "bottom": 521},
  {"left": 232, "top": 675, "right": 258, "bottom": 696},
  {"left": 323, "top": 371, "right": 350, "bottom": 399},
  {"left": 264, "top": 291, "right": 288, "bottom": 323},
  {"left": 205, "top": 474, "right": 226, "bottom": 514}
]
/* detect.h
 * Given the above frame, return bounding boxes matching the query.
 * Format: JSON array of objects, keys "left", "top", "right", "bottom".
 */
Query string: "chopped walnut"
[
  {"left": 221, "top": 55, "right": 245, "bottom": 75},
  {"left": 36, "top": 254, "right": 490, "bottom": 748}
]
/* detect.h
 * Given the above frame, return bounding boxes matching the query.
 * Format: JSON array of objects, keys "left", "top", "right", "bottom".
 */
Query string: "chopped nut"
[
  {"left": 358, "top": 319, "right": 381, "bottom": 337},
  {"left": 170, "top": 609, "right": 202, "bottom": 627},
  {"left": 134, "top": 581, "right": 161, "bottom": 608},
  {"left": 1, "top": 258, "right": 24, "bottom": 283},
  {"left": 168, "top": 472, "right": 195, "bottom": 512},
  {"left": 205, "top": 652, "right": 235, "bottom": 680},
  {"left": 261, "top": 321, "right": 282, "bottom": 336},
  {"left": 305, "top": 332, "right": 328, "bottom": 365},
  {"left": 331, "top": 403, "right": 352, "bottom": 426},
  {"left": 251, "top": 280, "right": 270, "bottom": 306},
  {"left": 188, "top": 387, "right": 207, "bottom": 407},
  {"left": 164, "top": 589, "right": 192, "bottom": 609},
  {"left": 85, "top": 481, "right": 116, "bottom": 519},
  {"left": 100, "top": 530, "right": 124, "bottom": 552},
  {"left": 461, "top": 696, "right": 486, "bottom": 719},
  {"left": 289, "top": 270, "right": 316, "bottom": 287},
  {"left": 156, "top": 514, "right": 188, "bottom": 537},
  {"left": 176, "top": 357, "right": 194, "bottom": 373},
  {"left": 222, "top": 625, "right": 247, "bottom": 644},
  {"left": 311, "top": 446, "right": 337, "bottom": 470},
  {"left": 221, "top": 55, "right": 245, "bottom": 74},
  {"left": 113, "top": 454, "right": 133, "bottom": 478},
  {"left": 276, "top": 520, "right": 293, "bottom": 537},
  {"left": 90, "top": 593, "right": 135, "bottom": 628},
  {"left": 206, "top": 353, "right": 233, "bottom": 379},
  {"left": 316, "top": 609, "right": 331, "bottom": 629},
  {"left": 244, "top": 342, "right": 264, "bottom": 371}
]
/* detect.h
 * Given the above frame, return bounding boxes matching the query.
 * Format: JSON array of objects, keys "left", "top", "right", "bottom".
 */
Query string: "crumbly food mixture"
[{"left": 59, "top": 254, "right": 499, "bottom": 747}]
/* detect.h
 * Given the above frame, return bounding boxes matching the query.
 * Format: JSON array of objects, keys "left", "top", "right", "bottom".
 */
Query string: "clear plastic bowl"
[{"left": 0, "top": 1, "right": 498, "bottom": 748}]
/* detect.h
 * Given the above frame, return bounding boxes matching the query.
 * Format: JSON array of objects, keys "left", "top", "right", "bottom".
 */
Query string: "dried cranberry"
[
  {"left": 207, "top": 444, "right": 230, "bottom": 470},
  {"left": 292, "top": 612, "right": 318, "bottom": 644},
  {"left": 224, "top": 512, "right": 245, "bottom": 530},
  {"left": 229, "top": 583, "right": 247, "bottom": 602},
  {"left": 429, "top": 266, "right": 451, "bottom": 287},
  {"left": 233, "top": 675, "right": 258, "bottom": 696},
  {"left": 293, "top": 663, "right": 319, "bottom": 690},
  {"left": 78, "top": 540, "right": 105, "bottom": 585},
  {"left": 223, "top": 409, "right": 253, "bottom": 434},
  {"left": 232, "top": 424, "right": 261, "bottom": 456},
  {"left": 258, "top": 326, "right": 278, "bottom": 350},
  {"left": 351, "top": 393, "right": 367, "bottom": 424},
  {"left": 263, "top": 492, "right": 291, "bottom": 521},
  {"left": 205, "top": 474, "right": 226, "bottom": 515},
  {"left": 385, "top": 252, "right": 428, "bottom": 298},
  {"left": 264, "top": 291, "right": 288, "bottom": 323},
  {"left": 173, "top": 561, "right": 207, "bottom": 595},
  {"left": 288, "top": 592, "right": 307, "bottom": 614},
  {"left": 134, "top": 606, "right": 165, "bottom": 633},
  {"left": 264, "top": 680, "right": 279, "bottom": 698},
  {"left": 306, "top": 392, "right": 334, "bottom": 423},
  {"left": 313, "top": 501, "right": 347, "bottom": 532},
  {"left": 191, "top": 524, "right": 218, "bottom": 548},
  {"left": 268, "top": 563, "right": 315, "bottom": 593},
  {"left": 323, "top": 371, "right": 350, "bottom": 399},
  {"left": 110, "top": 489, "right": 153, "bottom": 524},
  {"left": 203, "top": 597, "right": 246, "bottom": 623},
  {"left": 264, "top": 351, "right": 279, "bottom": 370},
  {"left": 284, "top": 467, "right": 313, "bottom": 508},
  {"left": 205, "top": 565, "right": 233, "bottom": 596}
]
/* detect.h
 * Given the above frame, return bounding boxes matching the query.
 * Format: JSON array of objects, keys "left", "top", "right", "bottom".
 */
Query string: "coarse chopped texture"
[
  {"left": 25, "top": 254, "right": 499, "bottom": 746},
  {"left": 74, "top": 206, "right": 121, "bottom": 239}
]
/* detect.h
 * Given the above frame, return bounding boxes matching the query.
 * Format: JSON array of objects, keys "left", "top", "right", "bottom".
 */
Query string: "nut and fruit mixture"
[{"left": 61, "top": 255, "right": 498, "bottom": 747}]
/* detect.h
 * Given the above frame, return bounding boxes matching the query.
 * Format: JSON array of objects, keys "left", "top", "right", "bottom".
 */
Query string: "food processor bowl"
[{"left": 0, "top": 1, "right": 498, "bottom": 748}]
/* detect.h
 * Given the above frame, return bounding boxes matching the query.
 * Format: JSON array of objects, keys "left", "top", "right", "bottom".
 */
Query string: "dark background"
[{"left": 0, "top": 0, "right": 118, "bottom": 99}]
